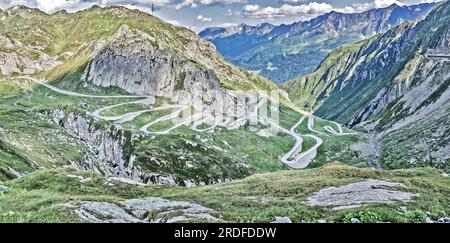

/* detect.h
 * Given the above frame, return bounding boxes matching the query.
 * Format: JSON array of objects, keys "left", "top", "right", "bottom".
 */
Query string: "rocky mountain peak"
[
  {"left": 388, "top": 3, "right": 401, "bottom": 9},
  {"left": 4, "top": 5, "right": 46, "bottom": 16}
]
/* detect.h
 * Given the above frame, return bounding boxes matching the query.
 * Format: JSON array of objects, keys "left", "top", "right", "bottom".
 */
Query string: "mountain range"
[
  {"left": 200, "top": 2, "right": 438, "bottom": 83},
  {"left": 284, "top": 0, "right": 450, "bottom": 170}
]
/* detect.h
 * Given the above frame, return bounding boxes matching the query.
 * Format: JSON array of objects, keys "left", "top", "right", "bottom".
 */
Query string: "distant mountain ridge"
[{"left": 200, "top": 2, "right": 439, "bottom": 83}]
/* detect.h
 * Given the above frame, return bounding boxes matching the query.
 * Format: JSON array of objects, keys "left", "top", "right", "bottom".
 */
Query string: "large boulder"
[{"left": 306, "top": 179, "right": 418, "bottom": 210}]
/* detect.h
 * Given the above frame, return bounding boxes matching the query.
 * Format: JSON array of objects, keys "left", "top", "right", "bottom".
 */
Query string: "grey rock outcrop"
[
  {"left": 83, "top": 25, "right": 244, "bottom": 118},
  {"left": 51, "top": 109, "right": 177, "bottom": 186},
  {"left": 350, "top": 218, "right": 360, "bottom": 223},
  {"left": 0, "top": 49, "right": 59, "bottom": 76},
  {"left": 425, "top": 217, "right": 450, "bottom": 223},
  {"left": 272, "top": 217, "right": 292, "bottom": 223},
  {"left": 0, "top": 33, "right": 60, "bottom": 76},
  {"left": 73, "top": 197, "right": 223, "bottom": 223},
  {"left": 306, "top": 179, "right": 418, "bottom": 210}
]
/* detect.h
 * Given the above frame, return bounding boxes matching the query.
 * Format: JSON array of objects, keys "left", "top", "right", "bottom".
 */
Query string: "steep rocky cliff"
[
  {"left": 48, "top": 108, "right": 252, "bottom": 186},
  {"left": 50, "top": 109, "right": 160, "bottom": 184},
  {"left": 57, "top": 24, "right": 240, "bottom": 117}
]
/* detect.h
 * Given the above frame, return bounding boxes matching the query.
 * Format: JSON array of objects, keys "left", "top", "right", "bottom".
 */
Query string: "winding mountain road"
[
  {"left": 19, "top": 77, "right": 147, "bottom": 99},
  {"left": 324, "top": 120, "right": 358, "bottom": 136},
  {"left": 275, "top": 117, "right": 324, "bottom": 169},
  {"left": 91, "top": 98, "right": 156, "bottom": 121},
  {"left": 307, "top": 116, "right": 327, "bottom": 136},
  {"left": 18, "top": 76, "right": 357, "bottom": 170}
]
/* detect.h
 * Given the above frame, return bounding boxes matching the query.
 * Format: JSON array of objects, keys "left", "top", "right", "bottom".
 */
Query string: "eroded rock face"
[
  {"left": 0, "top": 33, "right": 60, "bottom": 76},
  {"left": 51, "top": 109, "right": 178, "bottom": 186},
  {"left": 306, "top": 179, "right": 418, "bottom": 210},
  {"left": 272, "top": 217, "right": 292, "bottom": 223},
  {"left": 0, "top": 50, "right": 60, "bottom": 76},
  {"left": 73, "top": 197, "right": 223, "bottom": 223},
  {"left": 85, "top": 25, "right": 242, "bottom": 118}
]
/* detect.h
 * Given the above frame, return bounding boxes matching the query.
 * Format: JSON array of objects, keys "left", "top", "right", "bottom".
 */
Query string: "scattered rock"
[
  {"left": 425, "top": 217, "right": 449, "bottom": 224},
  {"left": 350, "top": 218, "right": 360, "bottom": 224},
  {"left": 54, "top": 111, "right": 180, "bottom": 186},
  {"left": 437, "top": 217, "right": 450, "bottom": 223},
  {"left": 7, "top": 167, "right": 24, "bottom": 178},
  {"left": 72, "top": 197, "right": 223, "bottom": 223},
  {"left": 67, "top": 174, "right": 92, "bottom": 183},
  {"left": 426, "top": 217, "right": 434, "bottom": 223},
  {"left": 272, "top": 217, "right": 292, "bottom": 223},
  {"left": 0, "top": 47, "right": 60, "bottom": 76},
  {"left": 0, "top": 185, "right": 9, "bottom": 191},
  {"left": 306, "top": 180, "right": 418, "bottom": 210},
  {"left": 107, "top": 177, "right": 146, "bottom": 186},
  {"left": 317, "top": 219, "right": 327, "bottom": 223},
  {"left": 76, "top": 201, "right": 139, "bottom": 223},
  {"left": 399, "top": 206, "right": 408, "bottom": 214},
  {"left": 244, "top": 196, "right": 279, "bottom": 204}
]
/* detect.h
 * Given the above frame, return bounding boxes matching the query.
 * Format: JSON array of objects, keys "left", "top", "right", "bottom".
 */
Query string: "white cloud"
[
  {"left": 281, "top": 0, "right": 307, "bottom": 3},
  {"left": 35, "top": 0, "right": 81, "bottom": 12},
  {"left": 175, "top": 0, "right": 245, "bottom": 10},
  {"left": 218, "top": 22, "right": 239, "bottom": 27},
  {"left": 243, "top": 4, "right": 260, "bottom": 12},
  {"left": 336, "top": 0, "right": 444, "bottom": 14},
  {"left": 166, "top": 19, "right": 181, "bottom": 26},
  {"left": 196, "top": 14, "right": 212, "bottom": 22},
  {"left": 336, "top": 0, "right": 401, "bottom": 13},
  {"left": 243, "top": 2, "right": 333, "bottom": 19}
]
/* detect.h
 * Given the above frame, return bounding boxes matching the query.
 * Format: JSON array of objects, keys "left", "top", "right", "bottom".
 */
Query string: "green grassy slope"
[
  {"left": 0, "top": 163, "right": 448, "bottom": 223},
  {"left": 281, "top": 40, "right": 373, "bottom": 112},
  {"left": 0, "top": 77, "right": 370, "bottom": 184}
]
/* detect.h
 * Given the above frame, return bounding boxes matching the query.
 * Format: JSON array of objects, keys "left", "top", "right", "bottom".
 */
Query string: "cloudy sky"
[{"left": 0, "top": 0, "right": 442, "bottom": 32}]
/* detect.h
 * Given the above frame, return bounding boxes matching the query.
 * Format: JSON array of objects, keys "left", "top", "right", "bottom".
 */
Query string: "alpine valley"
[
  {"left": 200, "top": 2, "right": 437, "bottom": 83},
  {"left": 0, "top": 1, "right": 449, "bottom": 224}
]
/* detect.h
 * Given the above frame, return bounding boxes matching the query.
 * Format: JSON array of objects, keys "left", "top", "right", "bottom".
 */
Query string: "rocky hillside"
[
  {"left": 200, "top": 3, "right": 437, "bottom": 83},
  {"left": 284, "top": 1, "right": 450, "bottom": 171},
  {"left": 0, "top": 5, "right": 278, "bottom": 93}
]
